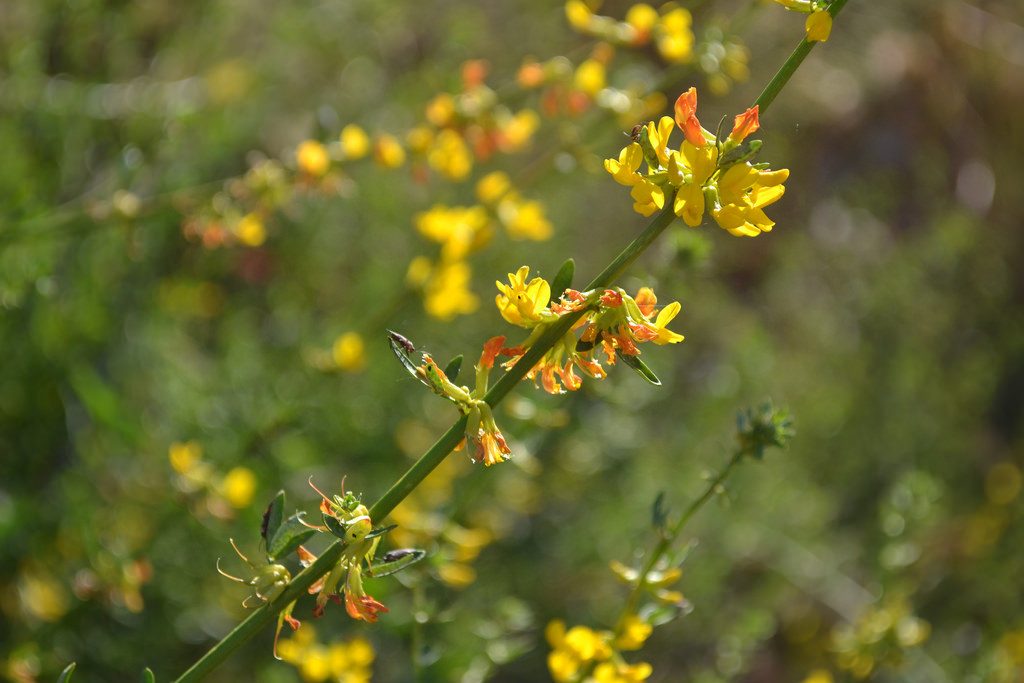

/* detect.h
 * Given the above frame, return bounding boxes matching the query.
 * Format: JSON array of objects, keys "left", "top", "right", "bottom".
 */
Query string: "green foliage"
[{"left": 1, "top": 1, "right": 1022, "bottom": 682}]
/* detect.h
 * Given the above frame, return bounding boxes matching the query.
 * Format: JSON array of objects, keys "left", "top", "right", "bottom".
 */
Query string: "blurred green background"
[{"left": 2, "top": 0, "right": 1023, "bottom": 681}]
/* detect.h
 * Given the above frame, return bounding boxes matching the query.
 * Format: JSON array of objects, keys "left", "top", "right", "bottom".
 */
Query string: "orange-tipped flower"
[
  {"left": 471, "top": 428, "right": 512, "bottom": 466},
  {"left": 344, "top": 590, "right": 389, "bottom": 623},
  {"left": 480, "top": 335, "right": 506, "bottom": 370},
  {"left": 673, "top": 87, "right": 706, "bottom": 147},
  {"left": 729, "top": 106, "right": 760, "bottom": 143}
]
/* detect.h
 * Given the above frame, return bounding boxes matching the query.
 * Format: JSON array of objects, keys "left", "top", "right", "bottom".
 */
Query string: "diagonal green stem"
[{"left": 753, "top": 0, "right": 851, "bottom": 115}]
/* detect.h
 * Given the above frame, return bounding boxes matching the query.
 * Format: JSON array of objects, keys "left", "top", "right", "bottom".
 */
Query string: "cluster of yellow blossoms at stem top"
[
  {"left": 605, "top": 87, "right": 789, "bottom": 237},
  {"left": 402, "top": 266, "right": 683, "bottom": 468},
  {"left": 547, "top": 618, "right": 654, "bottom": 683}
]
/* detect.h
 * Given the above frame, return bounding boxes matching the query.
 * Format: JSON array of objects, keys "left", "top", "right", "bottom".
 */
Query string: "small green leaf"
[
  {"left": 141, "top": 668, "right": 156, "bottom": 683},
  {"left": 268, "top": 512, "right": 316, "bottom": 560},
  {"left": 617, "top": 351, "right": 661, "bottom": 385},
  {"left": 261, "top": 491, "right": 286, "bottom": 545},
  {"left": 550, "top": 258, "right": 575, "bottom": 298},
  {"left": 323, "top": 513, "right": 348, "bottom": 541},
  {"left": 642, "top": 602, "right": 687, "bottom": 627},
  {"left": 365, "top": 524, "right": 398, "bottom": 540},
  {"left": 58, "top": 663, "right": 76, "bottom": 683},
  {"left": 367, "top": 548, "right": 426, "bottom": 577},
  {"left": 443, "top": 355, "right": 463, "bottom": 383},
  {"left": 651, "top": 492, "right": 669, "bottom": 531},
  {"left": 719, "top": 139, "right": 762, "bottom": 167},
  {"left": 387, "top": 330, "right": 420, "bottom": 378}
]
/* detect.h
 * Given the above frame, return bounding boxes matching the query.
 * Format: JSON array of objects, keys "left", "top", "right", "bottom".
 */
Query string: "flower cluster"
[
  {"left": 393, "top": 266, "right": 683, "bottom": 466},
  {"left": 216, "top": 538, "right": 300, "bottom": 657},
  {"left": 169, "top": 440, "right": 257, "bottom": 516},
  {"left": 300, "top": 480, "right": 390, "bottom": 622},
  {"left": 408, "top": 172, "right": 554, "bottom": 321},
  {"left": 831, "top": 597, "right": 931, "bottom": 679},
  {"left": 276, "top": 625, "right": 375, "bottom": 683},
  {"left": 396, "top": 334, "right": 515, "bottom": 467},
  {"left": 563, "top": 2, "right": 751, "bottom": 94},
  {"left": 566, "top": 0, "right": 695, "bottom": 63},
  {"left": 546, "top": 620, "right": 653, "bottom": 683},
  {"left": 494, "top": 266, "right": 683, "bottom": 395},
  {"left": 772, "top": 0, "right": 834, "bottom": 43},
  {"left": 606, "top": 88, "right": 790, "bottom": 237}
]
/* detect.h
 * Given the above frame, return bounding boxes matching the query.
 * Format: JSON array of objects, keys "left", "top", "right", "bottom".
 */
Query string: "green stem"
[
  {"left": 753, "top": 0, "right": 851, "bottom": 115},
  {"left": 614, "top": 450, "right": 744, "bottom": 635}
]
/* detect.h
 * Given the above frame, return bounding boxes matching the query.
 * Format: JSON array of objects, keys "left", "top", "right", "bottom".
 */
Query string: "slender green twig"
[{"left": 613, "top": 450, "right": 744, "bottom": 635}]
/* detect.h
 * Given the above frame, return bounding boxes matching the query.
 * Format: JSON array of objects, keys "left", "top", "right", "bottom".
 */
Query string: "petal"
[
  {"left": 636, "top": 287, "right": 657, "bottom": 317},
  {"left": 751, "top": 184, "right": 785, "bottom": 208},
  {"left": 655, "top": 301, "right": 681, "bottom": 327}
]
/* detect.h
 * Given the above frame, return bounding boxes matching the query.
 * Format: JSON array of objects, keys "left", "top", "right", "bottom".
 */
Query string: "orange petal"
[
  {"left": 480, "top": 335, "right": 506, "bottom": 369},
  {"left": 673, "top": 87, "right": 705, "bottom": 147},
  {"left": 730, "top": 106, "right": 760, "bottom": 142}
]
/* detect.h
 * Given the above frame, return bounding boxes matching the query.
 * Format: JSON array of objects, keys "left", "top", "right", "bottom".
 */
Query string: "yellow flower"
[
  {"left": 495, "top": 266, "right": 552, "bottom": 328},
  {"left": 656, "top": 8, "right": 694, "bottom": 63},
  {"left": 332, "top": 332, "right": 366, "bottom": 372},
  {"left": 425, "top": 93, "right": 456, "bottom": 127},
  {"left": 565, "top": 0, "right": 593, "bottom": 31},
  {"left": 374, "top": 134, "right": 405, "bottom": 168},
  {"left": 645, "top": 116, "right": 675, "bottom": 166},
  {"left": 625, "top": 4, "right": 659, "bottom": 37},
  {"left": 404, "top": 126, "right": 433, "bottom": 155},
  {"left": 416, "top": 205, "right": 491, "bottom": 261},
  {"left": 424, "top": 261, "right": 479, "bottom": 320},
  {"left": 616, "top": 615, "right": 653, "bottom": 650},
  {"left": 630, "top": 179, "right": 665, "bottom": 217},
  {"left": 476, "top": 171, "right": 512, "bottom": 204},
  {"left": 222, "top": 466, "right": 256, "bottom": 508},
  {"left": 805, "top": 9, "right": 832, "bottom": 42},
  {"left": 427, "top": 129, "right": 473, "bottom": 180},
  {"left": 18, "top": 570, "right": 69, "bottom": 622},
  {"left": 546, "top": 620, "right": 614, "bottom": 681},
  {"left": 339, "top": 124, "right": 370, "bottom": 160},
  {"left": 346, "top": 637, "right": 375, "bottom": 667},
  {"left": 235, "top": 213, "right": 266, "bottom": 247},
  {"left": 438, "top": 561, "right": 477, "bottom": 588},
  {"left": 712, "top": 164, "right": 789, "bottom": 237},
  {"left": 671, "top": 142, "right": 718, "bottom": 227},
  {"left": 499, "top": 198, "right": 553, "bottom": 241},
  {"left": 574, "top": 59, "right": 606, "bottom": 97},
  {"left": 604, "top": 142, "right": 644, "bottom": 186},
  {"left": 296, "top": 140, "right": 330, "bottom": 176},
  {"left": 169, "top": 440, "right": 202, "bottom": 474},
  {"left": 593, "top": 661, "right": 654, "bottom": 682},
  {"left": 300, "top": 645, "right": 331, "bottom": 681},
  {"left": 801, "top": 671, "right": 834, "bottom": 683},
  {"left": 500, "top": 109, "right": 540, "bottom": 151}
]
